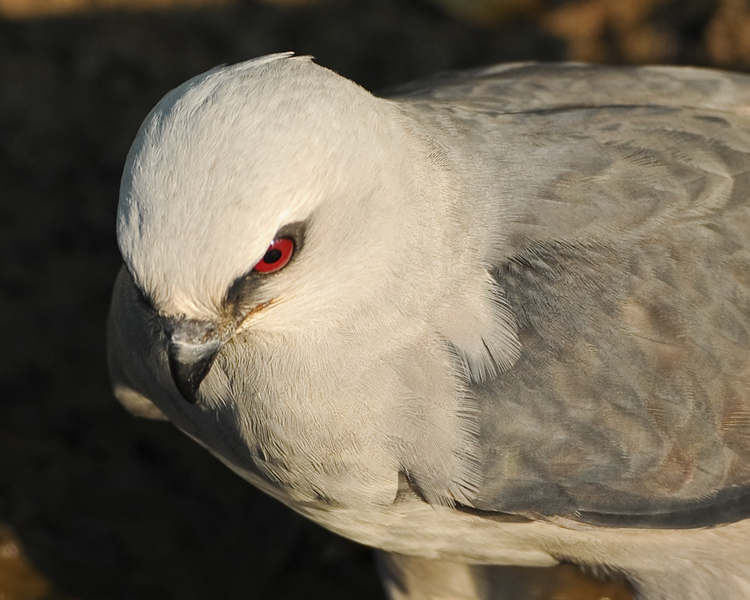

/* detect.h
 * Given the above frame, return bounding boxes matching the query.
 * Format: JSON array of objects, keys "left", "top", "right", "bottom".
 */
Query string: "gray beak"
[{"left": 162, "top": 318, "right": 226, "bottom": 405}]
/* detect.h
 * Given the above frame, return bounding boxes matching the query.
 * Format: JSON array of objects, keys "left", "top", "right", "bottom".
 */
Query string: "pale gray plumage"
[{"left": 108, "top": 54, "right": 750, "bottom": 599}]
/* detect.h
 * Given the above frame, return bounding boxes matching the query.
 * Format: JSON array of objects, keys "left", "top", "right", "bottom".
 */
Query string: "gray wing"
[
  {"left": 387, "top": 62, "right": 750, "bottom": 114},
  {"left": 405, "top": 65, "right": 750, "bottom": 528}
]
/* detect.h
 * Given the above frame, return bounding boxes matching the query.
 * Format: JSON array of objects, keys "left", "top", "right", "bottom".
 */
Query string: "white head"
[
  {"left": 118, "top": 54, "right": 421, "bottom": 326},
  {"left": 114, "top": 54, "right": 518, "bottom": 507}
]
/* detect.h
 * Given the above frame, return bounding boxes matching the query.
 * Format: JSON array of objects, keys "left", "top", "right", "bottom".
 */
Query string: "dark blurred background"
[{"left": 1, "top": 0, "right": 748, "bottom": 598}]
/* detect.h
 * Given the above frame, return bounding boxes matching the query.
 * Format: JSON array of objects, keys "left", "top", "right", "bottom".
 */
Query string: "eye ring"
[{"left": 253, "top": 237, "right": 294, "bottom": 273}]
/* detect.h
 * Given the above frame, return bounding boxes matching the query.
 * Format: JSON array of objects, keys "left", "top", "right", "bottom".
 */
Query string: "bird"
[{"left": 107, "top": 53, "right": 750, "bottom": 599}]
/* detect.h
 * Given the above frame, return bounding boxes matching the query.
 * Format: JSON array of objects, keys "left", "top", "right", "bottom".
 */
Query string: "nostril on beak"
[{"left": 161, "top": 317, "right": 225, "bottom": 405}]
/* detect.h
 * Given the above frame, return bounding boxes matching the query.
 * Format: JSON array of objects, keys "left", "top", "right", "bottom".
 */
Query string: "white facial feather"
[{"left": 119, "top": 54, "right": 400, "bottom": 316}]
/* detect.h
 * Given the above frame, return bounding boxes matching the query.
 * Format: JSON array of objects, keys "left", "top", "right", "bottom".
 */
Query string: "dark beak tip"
[{"left": 167, "top": 342, "right": 221, "bottom": 405}]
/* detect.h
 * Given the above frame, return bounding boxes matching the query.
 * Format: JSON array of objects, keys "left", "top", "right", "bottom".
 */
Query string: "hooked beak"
[{"left": 162, "top": 317, "right": 228, "bottom": 405}]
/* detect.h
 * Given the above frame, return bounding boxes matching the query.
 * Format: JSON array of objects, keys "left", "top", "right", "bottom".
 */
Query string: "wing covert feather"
[{"left": 442, "top": 66, "right": 750, "bottom": 527}]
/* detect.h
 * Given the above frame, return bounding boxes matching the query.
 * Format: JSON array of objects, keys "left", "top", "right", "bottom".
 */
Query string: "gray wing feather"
[
  {"left": 401, "top": 65, "right": 750, "bottom": 527},
  {"left": 388, "top": 62, "right": 750, "bottom": 115}
]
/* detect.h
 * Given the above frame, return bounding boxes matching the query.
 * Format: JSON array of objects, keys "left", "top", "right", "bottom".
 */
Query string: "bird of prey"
[{"left": 108, "top": 53, "right": 750, "bottom": 599}]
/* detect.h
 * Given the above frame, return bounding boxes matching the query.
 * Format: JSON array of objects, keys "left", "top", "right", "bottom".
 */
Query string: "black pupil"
[{"left": 263, "top": 249, "right": 282, "bottom": 264}]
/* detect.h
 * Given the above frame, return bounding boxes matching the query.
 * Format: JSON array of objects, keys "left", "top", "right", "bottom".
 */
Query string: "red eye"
[{"left": 253, "top": 237, "right": 294, "bottom": 273}]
